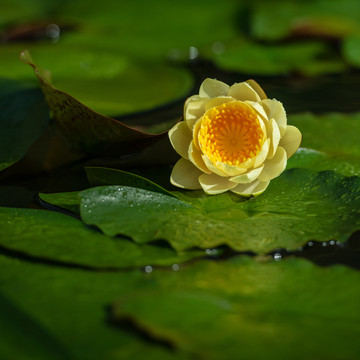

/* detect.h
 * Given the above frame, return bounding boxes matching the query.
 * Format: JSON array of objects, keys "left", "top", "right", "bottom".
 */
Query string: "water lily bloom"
[{"left": 168, "top": 78, "right": 302, "bottom": 196}]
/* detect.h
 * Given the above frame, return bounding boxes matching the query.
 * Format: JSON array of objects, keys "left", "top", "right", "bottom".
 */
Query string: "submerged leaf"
[{"left": 80, "top": 168, "right": 360, "bottom": 253}]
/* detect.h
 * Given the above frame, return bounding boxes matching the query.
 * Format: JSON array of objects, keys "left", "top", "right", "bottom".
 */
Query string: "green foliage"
[
  {"left": 288, "top": 112, "right": 360, "bottom": 176},
  {"left": 78, "top": 168, "right": 360, "bottom": 253},
  {"left": 0, "top": 207, "right": 203, "bottom": 268},
  {"left": 1, "top": 1, "right": 360, "bottom": 359}
]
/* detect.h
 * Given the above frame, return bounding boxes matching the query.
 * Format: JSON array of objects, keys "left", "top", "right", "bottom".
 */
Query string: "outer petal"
[
  {"left": 188, "top": 142, "right": 212, "bottom": 174},
  {"left": 228, "top": 82, "right": 261, "bottom": 102},
  {"left": 204, "top": 96, "right": 234, "bottom": 112},
  {"left": 260, "top": 99, "right": 287, "bottom": 136},
  {"left": 199, "top": 173, "right": 238, "bottom": 195},
  {"left": 170, "top": 158, "right": 202, "bottom": 190},
  {"left": 246, "top": 79, "right": 267, "bottom": 100},
  {"left": 231, "top": 179, "right": 270, "bottom": 196},
  {"left": 229, "top": 165, "right": 264, "bottom": 184},
  {"left": 258, "top": 146, "right": 287, "bottom": 182},
  {"left": 199, "top": 78, "right": 229, "bottom": 98},
  {"left": 168, "top": 121, "right": 192, "bottom": 159},
  {"left": 184, "top": 96, "right": 207, "bottom": 129},
  {"left": 254, "top": 138, "right": 270, "bottom": 168},
  {"left": 267, "top": 118, "right": 281, "bottom": 160},
  {"left": 279, "top": 125, "right": 302, "bottom": 158}
]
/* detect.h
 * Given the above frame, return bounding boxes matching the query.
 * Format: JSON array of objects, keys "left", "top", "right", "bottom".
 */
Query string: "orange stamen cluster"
[{"left": 198, "top": 101, "right": 264, "bottom": 166}]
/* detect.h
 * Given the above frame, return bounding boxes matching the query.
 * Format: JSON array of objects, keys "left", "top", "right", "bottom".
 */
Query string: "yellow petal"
[
  {"left": 199, "top": 173, "right": 238, "bottom": 195},
  {"left": 279, "top": 125, "right": 302, "bottom": 158},
  {"left": 202, "top": 155, "right": 229, "bottom": 177},
  {"left": 170, "top": 158, "right": 202, "bottom": 190},
  {"left": 228, "top": 82, "right": 261, "bottom": 102},
  {"left": 260, "top": 99, "right": 287, "bottom": 136},
  {"left": 230, "top": 165, "right": 264, "bottom": 184},
  {"left": 204, "top": 96, "right": 234, "bottom": 112},
  {"left": 168, "top": 121, "right": 192, "bottom": 159},
  {"left": 216, "top": 162, "right": 250, "bottom": 177},
  {"left": 258, "top": 146, "right": 287, "bottom": 182},
  {"left": 192, "top": 117, "right": 202, "bottom": 150},
  {"left": 184, "top": 96, "right": 207, "bottom": 129},
  {"left": 231, "top": 180, "right": 270, "bottom": 196},
  {"left": 245, "top": 101, "right": 269, "bottom": 121},
  {"left": 254, "top": 138, "right": 270, "bottom": 168},
  {"left": 189, "top": 142, "right": 212, "bottom": 174},
  {"left": 267, "top": 118, "right": 281, "bottom": 160},
  {"left": 246, "top": 79, "right": 267, "bottom": 100},
  {"left": 199, "top": 78, "right": 229, "bottom": 98}
]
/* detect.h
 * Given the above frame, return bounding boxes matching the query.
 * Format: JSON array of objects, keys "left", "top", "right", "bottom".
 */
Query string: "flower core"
[{"left": 198, "top": 101, "right": 264, "bottom": 166}]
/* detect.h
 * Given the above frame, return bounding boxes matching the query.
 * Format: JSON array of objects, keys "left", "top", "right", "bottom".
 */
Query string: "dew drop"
[
  {"left": 144, "top": 265, "right": 153, "bottom": 273},
  {"left": 172, "top": 264, "right": 180, "bottom": 271}
]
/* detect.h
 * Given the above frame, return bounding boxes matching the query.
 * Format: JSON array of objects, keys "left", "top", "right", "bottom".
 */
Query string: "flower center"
[{"left": 198, "top": 101, "right": 264, "bottom": 166}]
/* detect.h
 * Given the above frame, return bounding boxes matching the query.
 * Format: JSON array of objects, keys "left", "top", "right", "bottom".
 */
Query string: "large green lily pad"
[
  {"left": 0, "top": 254, "right": 187, "bottom": 360},
  {"left": 79, "top": 168, "right": 360, "bottom": 253},
  {"left": 0, "top": 207, "right": 203, "bottom": 268},
  {"left": 111, "top": 256, "right": 360, "bottom": 360}
]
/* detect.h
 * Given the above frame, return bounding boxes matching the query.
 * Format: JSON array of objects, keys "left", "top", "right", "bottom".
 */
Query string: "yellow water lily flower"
[{"left": 168, "top": 78, "right": 302, "bottom": 196}]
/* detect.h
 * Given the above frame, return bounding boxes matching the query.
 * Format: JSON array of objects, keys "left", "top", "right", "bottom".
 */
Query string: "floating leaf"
[
  {"left": 19, "top": 50, "right": 171, "bottom": 156},
  {"left": 0, "top": 291, "right": 71, "bottom": 360},
  {"left": 251, "top": 0, "right": 360, "bottom": 41},
  {"left": 85, "top": 166, "right": 174, "bottom": 197},
  {"left": 0, "top": 254, "right": 186, "bottom": 360},
  {"left": 288, "top": 112, "right": 360, "bottom": 176},
  {"left": 112, "top": 256, "right": 360, "bottom": 360},
  {"left": 0, "top": 207, "right": 203, "bottom": 268},
  {"left": 80, "top": 168, "right": 360, "bottom": 253},
  {"left": 209, "top": 40, "right": 345, "bottom": 76},
  {"left": 0, "top": 78, "right": 49, "bottom": 172}
]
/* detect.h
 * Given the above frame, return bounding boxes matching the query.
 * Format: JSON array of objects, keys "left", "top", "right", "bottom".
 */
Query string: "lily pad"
[
  {"left": 79, "top": 168, "right": 360, "bottom": 253},
  {"left": 0, "top": 254, "right": 187, "bottom": 360},
  {"left": 209, "top": 40, "right": 345, "bottom": 76},
  {"left": 19, "top": 50, "right": 172, "bottom": 156},
  {"left": 288, "top": 112, "right": 360, "bottom": 176},
  {"left": 111, "top": 256, "right": 360, "bottom": 360},
  {"left": 0, "top": 78, "right": 49, "bottom": 172},
  {"left": 251, "top": 0, "right": 360, "bottom": 41},
  {"left": 0, "top": 207, "right": 203, "bottom": 268},
  {"left": 0, "top": 291, "right": 71, "bottom": 360}
]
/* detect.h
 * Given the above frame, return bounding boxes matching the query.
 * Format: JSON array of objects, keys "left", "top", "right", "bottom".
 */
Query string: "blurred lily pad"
[
  {"left": 288, "top": 112, "right": 360, "bottom": 176},
  {"left": 79, "top": 168, "right": 360, "bottom": 253},
  {"left": 0, "top": 291, "right": 70, "bottom": 360},
  {"left": 208, "top": 40, "right": 345, "bottom": 76},
  {"left": 251, "top": 0, "right": 360, "bottom": 41},
  {"left": 0, "top": 254, "right": 186, "bottom": 360},
  {"left": 0, "top": 207, "right": 203, "bottom": 268},
  {"left": 343, "top": 35, "right": 360, "bottom": 67},
  {"left": 112, "top": 256, "right": 360, "bottom": 360}
]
